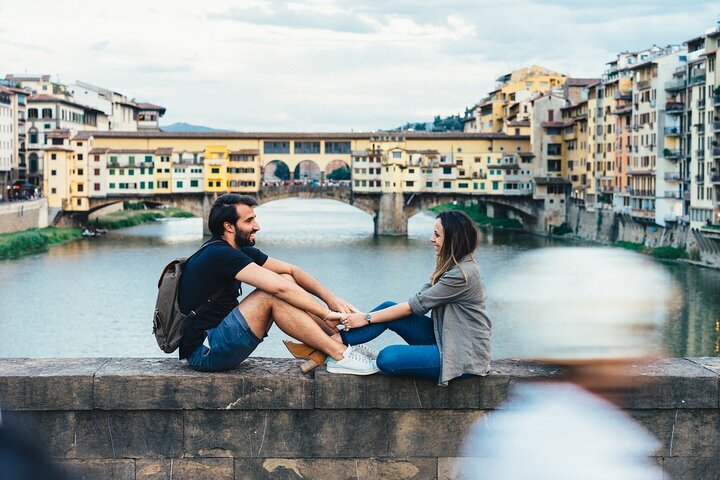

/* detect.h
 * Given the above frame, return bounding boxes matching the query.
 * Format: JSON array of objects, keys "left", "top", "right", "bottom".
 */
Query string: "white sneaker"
[
  {"left": 326, "top": 346, "right": 380, "bottom": 375},
  {"left": 353, "top": 344, "right": 378, "bottom": 360}
]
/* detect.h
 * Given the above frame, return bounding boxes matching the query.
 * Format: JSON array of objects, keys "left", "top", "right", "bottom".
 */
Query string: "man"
[{"left": 178, "top": 193, "right": 377, "bottom": 375}]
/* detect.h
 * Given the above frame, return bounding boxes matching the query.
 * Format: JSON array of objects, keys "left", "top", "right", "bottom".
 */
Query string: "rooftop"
[{"left": 74, "top": 131, "right": 530, "bottom": 141}]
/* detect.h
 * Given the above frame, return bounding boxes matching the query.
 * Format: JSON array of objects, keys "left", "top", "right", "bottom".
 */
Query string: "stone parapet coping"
[{"left": 1, "top": 357, "right": 718, "bottom": 412}]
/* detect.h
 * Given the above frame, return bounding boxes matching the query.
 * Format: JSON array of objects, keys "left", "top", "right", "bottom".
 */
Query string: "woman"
[{"left": 339, "top": 209, "right": 491, "bottom": 386}]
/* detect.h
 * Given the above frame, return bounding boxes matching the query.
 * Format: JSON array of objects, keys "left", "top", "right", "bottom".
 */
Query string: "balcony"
[
  {"left": 631, "top": 209, "right": 655, "bottom": 219},
  {"left": 665, "top": 101, "right": 684, "bottom": 113},
  {"left": 696, "top": 123, "right": 705, "bottom": 135},
  {"left": 688, "top": 74, "right": 706, "bottom": 86},
  {"left": 630, "top": 189, "right": 655, "bottom": 197},
  {"left": 697, "top": 174, "right": 705, "bottom": 183},
  {"left": 698, "top": 98, "right": 706, "bottom": 109},
  {"left": 637, "top": 80, "right": 651, "bottom": 90},
  {"left": 664, "top": 171, "right": 681, "bottom": 181},
  {"left": 665, "top": 79, "right": 686, "bottom": 91},
  {"left": 664, "top": 191, "right": 682, "bottom": 199},
  {"left": 697, "top": 149, "right": 706, "bottom": 160},
  {"left": 712, "top": 175, "right": 720, "bottom": 184},
  {"left": 714, "top": 122, "right": 720, "bottom": 132},
  {"left": 714, "top": 95, "right": 720, "bottom": 106},
  {"left": 664, "top": 126, "right": 681, "bottom": 136},
  {"left": 663, "top": 148, "right": 681, "bottom": 160},
  {"left": 714, "top": 147, "right": 720, "bottom": 158}
]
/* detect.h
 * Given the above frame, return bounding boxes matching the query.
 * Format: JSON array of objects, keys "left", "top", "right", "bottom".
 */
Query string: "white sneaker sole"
[{"left": 326, "top": 364, "right": 380, "bottom": 375}]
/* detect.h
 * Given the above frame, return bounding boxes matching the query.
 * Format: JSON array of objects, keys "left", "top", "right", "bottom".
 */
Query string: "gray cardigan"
[{"left": 408, "top": 256, "right": 491, "bottom": 386}]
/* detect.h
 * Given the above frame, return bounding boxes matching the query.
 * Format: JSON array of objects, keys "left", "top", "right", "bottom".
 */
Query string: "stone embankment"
[
  {"left": 0, "top": 198, "right": 48, "bottom": 234},
  {"left": 1, "top": 357, "right": 719, "bottom": 479}
]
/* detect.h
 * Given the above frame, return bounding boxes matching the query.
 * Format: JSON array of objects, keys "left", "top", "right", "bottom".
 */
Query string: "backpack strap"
[{"left": 187, "top": 239, "right": 234, "bottom": 317}]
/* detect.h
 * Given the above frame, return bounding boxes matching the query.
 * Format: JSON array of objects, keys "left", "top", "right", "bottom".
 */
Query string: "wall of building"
[
  {"left": 0, "top": 197, "right": 48, "bottom": 234},
  {"left": 1, "top": 357, "right": 719, "bottom": 480}
]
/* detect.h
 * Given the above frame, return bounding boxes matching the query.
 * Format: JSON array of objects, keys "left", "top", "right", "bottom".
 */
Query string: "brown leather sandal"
[{"left": 283, "top": 340, "right": 328, "bottom": 374}]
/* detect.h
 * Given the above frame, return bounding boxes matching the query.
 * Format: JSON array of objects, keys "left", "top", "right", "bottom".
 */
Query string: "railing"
[
  {"left": 664, "top": 127, "right": 680, "bottom": 136},
  {"left": 665, "top": 101, "right": 684, "bottom": 113},
  {"left": 697, "top": 149, "right": 705, "bottom": 159},
  {"left": 665, "top": 79, "right": 686, "bottom": 91},
  {"left": 696, "top": 174, "right": 705, "bottom": 183},
  {"left": 689, "top": 74, "right": 706, "bottom": 86},
  {"left": 714, "top": 122, "right": 720, "bottom": 132},
  {"left": 664, "top": 191, "right": 681, "bottom": 199},
  {"left": 698, "top": 98, "right": 706, "bottom": 109},
  {"left": 664, "top": 172, "right": 681, "bottom": 181},
  {"left": 663, "top": 149, "right": 681, "bottom": 159},
  {"left": 714, "top": 147, "right": 720, "bottom": 158},
  {"left": 714, "top": 95, "right": 720, "bottom": 106},
  {"left": 711, "top": 175, "right": 720, "bottom": 184},
  {"left": 637, "top": 80, "right": 651, "bottom": 90},
  {"left": 630, "top": 189, "right": 655, "bottom": 197},
  {"left": 631, "top": 209, "right": 655, "bottom": 219}
]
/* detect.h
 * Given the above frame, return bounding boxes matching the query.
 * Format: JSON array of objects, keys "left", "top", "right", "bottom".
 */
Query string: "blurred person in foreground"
[{"left": 458, "top": 247, "right": 678, "bottom": 480}]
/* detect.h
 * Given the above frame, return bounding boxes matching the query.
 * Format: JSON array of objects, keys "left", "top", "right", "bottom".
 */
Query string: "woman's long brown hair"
[{"left": 431, "top": 210, "right": 479, "bottom": 285}]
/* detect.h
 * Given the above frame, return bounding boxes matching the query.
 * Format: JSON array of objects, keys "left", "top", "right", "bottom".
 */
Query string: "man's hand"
[{"left": 326, "top": 295, "right": 359, "bottom": 314}]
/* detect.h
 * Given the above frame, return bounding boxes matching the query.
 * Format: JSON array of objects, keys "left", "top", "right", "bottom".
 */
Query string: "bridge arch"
[
  {"left": 263, "top": 159, "right": 291, "bottom": 183},
  {"left": 325, "top": 159, "right": 350, "bottom": 178},
  {"left": 294, "top": 160, "right": 321, "bottom": 184}
]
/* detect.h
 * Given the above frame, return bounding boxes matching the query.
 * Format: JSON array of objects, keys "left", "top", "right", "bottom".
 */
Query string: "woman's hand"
[{"left": 342, "top": 313, "right": 370, "bottom": 331}]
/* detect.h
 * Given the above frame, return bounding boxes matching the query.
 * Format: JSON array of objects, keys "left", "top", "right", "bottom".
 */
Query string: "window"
[
  {"left": 129, "top": 156, "right": 135, "bottom": 166},
  {"left": 264, "top": 141, "right": 290, "bottom": 154},
  {"left": 77, "top": 169, "right": 83, "bottom": 175},
  {"left": 459, "top": 183, "right": 469, "bottom": 188},
  {"left": 51, "top": 170, "right": 56, "bottom": 176},
  {"left": 191, "top": 180, "right": 198, "bottom": 187},
  {"left": 77, "top": 184, "right": 84, "bottom": 192},
  {"left": 51, "top": 153, "right": 57, "bottom": 160},
  {"left": 294, "top": 141, "right": 320, "bottom": 154},
  {"left": 29, "top": 132, "right": 38, "bottom": 143},
  {"left": 211, "top": 168, "right": 220, "bottom": 174},
  {"left": 148, "top": 181, "right": 154, "bottom": 189},
  {"left": 443, "top": 167, "right": 452, "bottom": 174},
  {"left": 392, "top": 151, "right": 402, "bottom": 159},
  {"left": 51, "top": 188, "right": 56, "bottom": 194},
  {"left": 443, "top": 181, "right": 451, "bottom": 189},
  {"left": 52, "top": 138, "right": 63, "bottom": 145},
  {"left": 426, "top": 182, "right": 433, "bottom": 187},
  {"left": 493, "top": 181, "right": 499, "bottom": 190},
  {"left": 140, "top": 182, "right": 145, "bottom": 189},
  {"left": 109, "top": 169, "right": 115, "bottom": 175},
  {"left": 94, "top": 183, "right": 100, "bottom": 191},
  {"left": 406, "top": 181, "right": 414, "bottom": 187},
  {"left": 94, "top": 155, "right": 100, "bottom": 162},
  {"left": 77, "top": 154, "right": 83, "bottom": 161},
  {"left": 177, "top": 181, "right": 183, "bottom": 188},
  {"left": 145, "top": 155, "right": 152, "bottom": 162},
  {"left": 325, "top": 142, "right": 351, "bottom": 154}
]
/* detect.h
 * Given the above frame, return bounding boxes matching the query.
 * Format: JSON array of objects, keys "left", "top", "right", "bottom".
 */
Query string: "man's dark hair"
[{"left": 208, "top": 194, "right": 258, "bottom": 236}]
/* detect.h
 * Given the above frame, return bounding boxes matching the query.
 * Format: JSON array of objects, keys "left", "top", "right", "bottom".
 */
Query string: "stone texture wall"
[
  {"left": 1, "top": 357, "right": 719, "bottom": 479},
  {"left": 0, "top": 198, "right": 48, "bottom": 234}
]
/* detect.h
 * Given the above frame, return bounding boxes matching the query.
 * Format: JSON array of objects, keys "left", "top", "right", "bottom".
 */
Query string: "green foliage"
[
  {"left": 94, "top": 208, "right": 194, "bottom": 229},
  {"left": 273, "top": 162, "right": 290, "bottom": 181},
  {"left": 0, "top": 227, "right": 82, "bottom": 260},
  {"left": 123, "top": 201, "right": 147, "bottom": 210},
  {"left": 551, "top": 222, "right": 573, "bottom": 236},
  {"left": 430, "top": 202, "right": 522, "bottom": 230},
  {"left": 327, "top": 166, "right": 351, "bottom": 181},
  {"left": 651, "top": 246, "right": 688, "bottom": 260},
  {"left": 612, "top": 241, "right": 645, "bottom": 252},
  {"left": 394, "top": 112, "right": 466, "bottom": 132}
]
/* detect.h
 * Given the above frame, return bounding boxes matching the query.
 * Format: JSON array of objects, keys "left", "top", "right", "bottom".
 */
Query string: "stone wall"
[
  {"left": 566, "top": 203, "right": 720, "bottom": 268},
  {"left": 1, "top": 357, "right": 720, "bottom": 479},
  {"left": 0, "top": 198, "right": 48, "bottom": 234}
]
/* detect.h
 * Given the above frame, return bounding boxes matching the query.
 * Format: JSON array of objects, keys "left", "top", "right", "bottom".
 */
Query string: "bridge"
[{"left": 75, "top": 186, "right": 552, "bottom": 236}]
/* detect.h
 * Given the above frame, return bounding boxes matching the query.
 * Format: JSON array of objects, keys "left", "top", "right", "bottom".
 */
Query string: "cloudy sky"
[{"left": 2, "top": 1, "right": 719, "bottom": 131}]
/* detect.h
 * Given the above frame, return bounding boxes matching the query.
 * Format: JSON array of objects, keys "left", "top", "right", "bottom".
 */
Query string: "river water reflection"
[{"left": 1, "top": 198, "right": 718, "bottom": 359}]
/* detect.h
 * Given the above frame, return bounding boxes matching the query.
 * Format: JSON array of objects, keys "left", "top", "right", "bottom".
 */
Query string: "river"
[{"left": 1, "top": 198, "right": 719, "bottom": 359}]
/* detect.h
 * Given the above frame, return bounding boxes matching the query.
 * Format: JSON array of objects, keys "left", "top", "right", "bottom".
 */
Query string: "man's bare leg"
[
  {"left": 238, "top": 289, "right": 346, "bottom": 360},
  {"left": 278, "top": 274, "right": 344, "bottom": 339}
]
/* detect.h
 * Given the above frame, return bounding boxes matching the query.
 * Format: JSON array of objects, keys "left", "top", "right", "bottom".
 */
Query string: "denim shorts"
[{"left": 186, "top": 308, "right": 262, "bottom": 372}]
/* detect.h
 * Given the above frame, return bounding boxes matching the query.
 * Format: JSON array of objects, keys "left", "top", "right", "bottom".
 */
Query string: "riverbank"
[
  {"left": 0, "top": 227, "right": 82, "bottom": 260},
  {"left": 430, "top": 202, "right": 522, "bottom": 229},
  {"left": 92, "top": 208, "right": 194, "bottom": 230}
]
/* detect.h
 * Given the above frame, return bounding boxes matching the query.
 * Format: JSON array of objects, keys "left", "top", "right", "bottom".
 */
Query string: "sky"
[{"left": 2, "top": 0, "right": 719, "bottom": 131}]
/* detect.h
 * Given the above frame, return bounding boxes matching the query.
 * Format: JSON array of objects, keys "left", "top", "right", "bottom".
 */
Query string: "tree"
[
  {"left": 273, "top": 162, "right": 290, "bottom": 180},
  {"left": 327, "top": 166, "right": 351, "bottom": 181}
]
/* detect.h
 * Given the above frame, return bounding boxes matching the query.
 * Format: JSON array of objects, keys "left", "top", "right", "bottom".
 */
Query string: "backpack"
[{"left": 152, "top": 240, "right": 224, "bottom": 353}]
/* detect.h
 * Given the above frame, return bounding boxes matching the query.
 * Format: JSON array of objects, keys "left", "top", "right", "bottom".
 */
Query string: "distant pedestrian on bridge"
[{"left": 178, "top": 193, "right": 378, "bottom": 375}]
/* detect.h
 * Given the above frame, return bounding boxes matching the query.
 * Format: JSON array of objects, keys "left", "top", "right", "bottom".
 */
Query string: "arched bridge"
[{"left": 77, "top": 187, "right": 549, "bottom": 236}]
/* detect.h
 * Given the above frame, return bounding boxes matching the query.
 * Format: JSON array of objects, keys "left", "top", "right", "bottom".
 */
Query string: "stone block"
[
  {"left": 315, "top": 359, "right": 560, "bottom": 410},
  {"left": 75, "top": 411, "right": 183, "bottom": 459},
  {"left": 438, "top": 456, "right": 499, "bottom": 480},
  {"left": 94, "top": 358, "right": 314, "bottom": 410},
  {"left": 3, "top": 411, "right": 78, "bottom": 457},
  {"left": 184, "top": 410, "right": 389, "bottom": 458},
  {"left": 234, "top": 458, "right": 436, "bottom": 479},
  {"left": 0, "top": 358, "right": 107, "bottom": 410},
  {"left": 666, "top": 410, "right": 720, "bottom": 458},
  {"left": 629, "top": 410, "right": 679, "bottom": 457},
  {"left": 387, "top": 410, "right": 486, "bottom": 457},
  {"left": 57, "top": 459, "right": 135, "bottom": 480},
  {"left": 621, "top": 358, "right": 718, "bottom": 409},
  {"left": 662, "top": 456, "right": 720, "bottom": 480},
  {"left": 136, "top": 458, "right": 234, "bottom": 480}
]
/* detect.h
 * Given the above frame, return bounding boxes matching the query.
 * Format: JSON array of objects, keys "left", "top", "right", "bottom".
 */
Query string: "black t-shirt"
[{"left": 178, "top": 237, "right": 268, "bottom": 359}]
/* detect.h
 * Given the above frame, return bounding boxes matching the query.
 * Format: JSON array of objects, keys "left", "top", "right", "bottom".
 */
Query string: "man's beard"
[{"left": 235, "top": 228, "right": 255, "bottom": 247}]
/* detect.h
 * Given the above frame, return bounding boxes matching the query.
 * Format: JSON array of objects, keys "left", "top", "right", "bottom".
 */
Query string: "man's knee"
[{"left": 280, "top": 273, "right": 296, "bottom": 284}]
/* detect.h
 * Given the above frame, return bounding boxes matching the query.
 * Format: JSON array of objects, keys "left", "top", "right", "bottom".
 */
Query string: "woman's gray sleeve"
[{"left": 408, "top": 270, "right": 469, "bottom": 315}]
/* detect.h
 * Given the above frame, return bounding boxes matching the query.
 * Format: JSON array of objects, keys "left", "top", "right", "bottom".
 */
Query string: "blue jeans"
[
  {"left": 186, "top": 308, "right": 261, "bottom": 372},
  {"left": 340, "top": 301, "right": 441, "bottom": 381}
]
